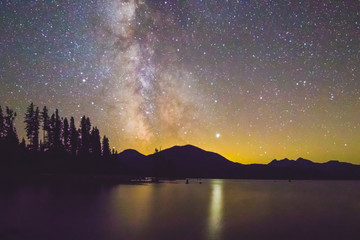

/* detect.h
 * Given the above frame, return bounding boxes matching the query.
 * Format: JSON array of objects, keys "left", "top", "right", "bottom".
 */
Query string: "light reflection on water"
[
  {"left": 109, "top": 184, "right": 154, "bottom": 233},
  {"left": 208, "top": 179, "right": 223, "bottom": 240},
  {"left": 0, "top": 180, "right": 360, "bottom": 240}
]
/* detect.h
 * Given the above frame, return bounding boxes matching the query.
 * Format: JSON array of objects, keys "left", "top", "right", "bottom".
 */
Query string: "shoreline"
[{"left": 1, "top": 174, "right": 359, "bottom": 185}]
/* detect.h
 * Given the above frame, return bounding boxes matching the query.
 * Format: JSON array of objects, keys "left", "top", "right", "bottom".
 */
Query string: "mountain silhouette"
[
  {"left": 115, "top": 145, "right": 240, "bottom": 178},
  {"left": 148, "top": 145, "right": 241, "bottom": 178},
  {"left": 269, "top": 157, "right": 315, "bottom": 167},
  {"left": 114, "top": 145, "right": 360, "bottom": 180},
  {"left": 117, "top": 149, "right": 150, "bottom": 176}
]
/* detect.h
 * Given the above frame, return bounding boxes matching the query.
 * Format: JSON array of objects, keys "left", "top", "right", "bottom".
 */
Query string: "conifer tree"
[
  {"left": 33, "top": 107, "right": 40, "bottom": 149},
  {"left": 4, "top": 107, "right": 18, "bottom": 147},
  {"left": 53, "top": 109, "right": 62, "bottom": 150},
  {"left": 70, "top": 116, "right": 78, "bottom": 156},
  {"left": 48, "top": 113, "right": 55, "bottom": 149},
  {"left": 24, "top": 103, "right": 40, "bottom": 150},
  {"left": 80, "top": 116, "right": 91, "bottom": 155},
  {"left": 41, "top": 106, "right": 50, "bottom": 149},
  {"left": 102, "top": 135, "right": 111, "bottom": 158},
  {"left": 62, "top": 117, "right": 70, "bottom": 152},
  {"left": 24, "top": 103, "right": 35, "bottom": 147},
  {"left": 90, "top": 127, "right": 101, "bottom": 157}
]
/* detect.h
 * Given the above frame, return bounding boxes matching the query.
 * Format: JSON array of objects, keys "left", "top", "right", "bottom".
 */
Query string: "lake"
[{"left": 0, "top": 179, "right": 359, "bottom": 240}]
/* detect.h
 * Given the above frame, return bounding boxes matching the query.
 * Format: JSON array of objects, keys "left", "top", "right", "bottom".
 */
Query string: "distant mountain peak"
[
  {"left": 169, "top": 144, "right": 204, "bottom": 151},
  {"left": 119, "top": 148, "right": 143, "bottom": 154},
  {"left": 324, "top": 160, "right": 353, "bottom": 166},
  {"left": 118, "top": 149, "right": 145, "bottom": 158},
  {"left": 296, "top": 157, "right": 313, "bottom": 163},
  {"left": 268, "top": 157, "right": 315, "bottom": 167}
]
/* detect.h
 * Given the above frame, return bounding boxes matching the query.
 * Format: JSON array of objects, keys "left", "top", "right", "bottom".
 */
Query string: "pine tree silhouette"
[
  {"left": 3, "top": 107, "right": 19, "bottom": 149},
  {"left": 70, "top": 116, "right": 78, "bottom": 156},
  {"left": 24, "top": 103, "right": 34, "bottom": 147},
  {"left": 102, "top": 136, "right": 111, "bottom": 158},
  {"left": 90, "top": 127, "right": 101, "bottom": 157},
  {"left": 80, "top": 116, "right": 91, "bottom": 155},
  {"left": 0, "top": 106, "right": 19, "bottom": 165},
  {"left": 63, "top": 117, "right": 70, "bottom": 152},
  {"left": 48, "top": 113, "right": 55, "bottom": 149},
  {"left": 54, "top": 109, "right": 62, "bottom": 150},
  {"left": 24, "top": 103, "right": 40, "bottom": 150},
  {"left": 41, "top": 106, "right": 50, "bottom": 150},
  {"left": 34, "top": 107, "right": 40, "bottom": 150}
]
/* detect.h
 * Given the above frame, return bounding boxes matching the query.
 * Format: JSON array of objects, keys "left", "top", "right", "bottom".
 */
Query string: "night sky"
[{"left": 0, "top": 0, "right": 359, "bottom": 164}]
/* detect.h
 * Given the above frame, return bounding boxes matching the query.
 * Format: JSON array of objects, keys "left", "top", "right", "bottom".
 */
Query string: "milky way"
[
  {"left": 96, "top": 0, "right": 207, "bottom": 144},
  {"left": 0, "top": 0, "right": 359, "bottom": 163}
]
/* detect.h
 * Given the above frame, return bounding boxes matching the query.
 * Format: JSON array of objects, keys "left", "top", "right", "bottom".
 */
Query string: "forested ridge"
[{"left": 0, "top": 103, "right": 118, "bottom": 176}]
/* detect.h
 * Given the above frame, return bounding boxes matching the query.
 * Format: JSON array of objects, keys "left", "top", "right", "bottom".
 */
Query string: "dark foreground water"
[{"left": 0, "top": 179, "right": 359, "bottom": 240}]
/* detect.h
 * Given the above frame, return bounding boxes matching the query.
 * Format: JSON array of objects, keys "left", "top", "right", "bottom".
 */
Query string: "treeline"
[
  {"left": 22, "top": 103, "right": 113, "bottom": 157},
  {"left": 0, "top": 103, "right": 119, "bottom": 176}
]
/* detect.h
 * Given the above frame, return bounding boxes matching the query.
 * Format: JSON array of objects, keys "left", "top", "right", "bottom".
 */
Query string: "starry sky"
[{"left": 0, "top": 0, "right": 359, "bottom": 164}]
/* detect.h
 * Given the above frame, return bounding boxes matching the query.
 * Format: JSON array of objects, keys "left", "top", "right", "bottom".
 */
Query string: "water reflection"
[
  {"left": 1, "top": 181, "right": 360, "bottom": 240},
  {"left": 208, "top": 179, "right": 224, "bottom": 240},
  {"left": 109, "top": 184, "right": 154, "bottom": 234}
]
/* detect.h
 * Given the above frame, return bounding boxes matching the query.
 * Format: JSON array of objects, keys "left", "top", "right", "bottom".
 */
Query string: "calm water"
[{"left": 0, "top": 179, "right": 359, "bottom": 240}]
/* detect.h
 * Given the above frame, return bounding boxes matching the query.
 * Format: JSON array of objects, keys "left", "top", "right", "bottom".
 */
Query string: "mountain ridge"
[
  {"left": 114, "top": 144, "right": 360, "bottom": 179},
  {"left": 118, "top": 145, "right": 355, "bottom": 166}
]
